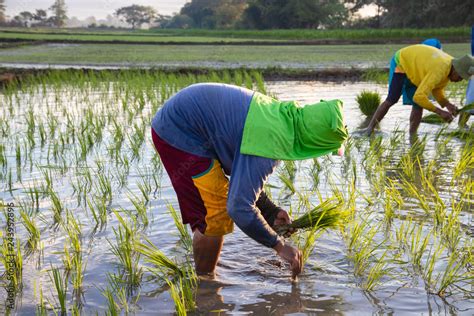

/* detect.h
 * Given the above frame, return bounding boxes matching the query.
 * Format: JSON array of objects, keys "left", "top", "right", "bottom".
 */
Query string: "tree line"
[
  {"left": 4, "top": 0, "right": 67, "bottom": 28},
  {"left": 2, "top": 0, "right": 473, "bottom": 29}
]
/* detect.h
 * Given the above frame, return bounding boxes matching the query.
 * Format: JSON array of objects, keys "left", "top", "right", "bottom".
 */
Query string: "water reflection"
[{"left": 238, "top": 284, "right": 344, "bottom": 315}]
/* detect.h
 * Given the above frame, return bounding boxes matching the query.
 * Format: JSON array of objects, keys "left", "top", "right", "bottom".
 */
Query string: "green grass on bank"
[
  {"left": 0, "top": 30, "right": 267, "bottom": 43},
  {"left": 0, "top": 43, "right": 469, "bottom": 69},
  {"left": 145, "top": 27, "right": 470, "bottom": 41},
  {"left": 0, "top": 27, "right": 470, "bottom": 44}
]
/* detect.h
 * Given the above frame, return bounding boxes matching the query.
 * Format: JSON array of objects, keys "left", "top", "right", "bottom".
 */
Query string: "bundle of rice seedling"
[
  {"left": 275, "top": 197, "right": 344, "bottom": 236},
  {"left": 356, "top": 90, "right": 381, "bottom": 117},
  {"left": 457, "top": 103, "right": 474, "bottom": 127},
  {"left": 457, "top": 103, "right": 474, "bottom": 113},
  {"left": 421, "top": 113, "right": 445, "bottom": 124}
]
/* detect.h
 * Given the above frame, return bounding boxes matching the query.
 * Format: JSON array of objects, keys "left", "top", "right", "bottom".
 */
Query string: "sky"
[{"left": 5, "top": 0, "right": 189, "bottom": 19}]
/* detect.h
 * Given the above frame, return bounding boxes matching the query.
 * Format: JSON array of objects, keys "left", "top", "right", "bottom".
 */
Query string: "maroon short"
[{"left": 151, "top": 128, "right": 233, "bottom": 236}]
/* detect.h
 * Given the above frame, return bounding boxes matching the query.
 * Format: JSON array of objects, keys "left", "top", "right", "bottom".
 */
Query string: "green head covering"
[
  {"left": 240, "top": 92, "right": 348, "bottom": 160},
  {"left": 452, "top": 55, "right": 474, "bottom": 80}
]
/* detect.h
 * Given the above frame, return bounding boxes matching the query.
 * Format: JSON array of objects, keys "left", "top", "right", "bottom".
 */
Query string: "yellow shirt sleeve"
[
  {"left": 432, "top": 88, "right": 449, "bottom": 107},
  {"left": 413, "top": 70, "right": 449, "bottom": 112}
]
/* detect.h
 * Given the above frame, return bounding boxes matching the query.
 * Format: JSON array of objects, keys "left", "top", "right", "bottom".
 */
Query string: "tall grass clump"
[{"left": 356, "top": 91, "right": 381, "bottom": 117}]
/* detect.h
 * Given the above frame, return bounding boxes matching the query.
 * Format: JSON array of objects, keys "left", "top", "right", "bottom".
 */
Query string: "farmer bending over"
[
  {"left": 151, "top": 83, "right": 347, "bottom": 278},
  {"left": 366, "top": 45, "right": 474, "bottom": 135}
]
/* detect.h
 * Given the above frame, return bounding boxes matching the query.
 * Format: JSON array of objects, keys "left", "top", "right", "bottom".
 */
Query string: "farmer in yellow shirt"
[{"left": 366, "top": 45, "right": 474, "bottom": 136}]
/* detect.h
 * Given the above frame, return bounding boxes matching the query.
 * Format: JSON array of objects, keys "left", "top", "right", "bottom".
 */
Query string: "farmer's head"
[{"left": 451, "top": 55, "right": 474, "bottom": 82}]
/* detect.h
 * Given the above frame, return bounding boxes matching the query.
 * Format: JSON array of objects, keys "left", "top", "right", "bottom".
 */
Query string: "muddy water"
[{"left": 0, "top": 80, "right": 472, "bottom": 315}]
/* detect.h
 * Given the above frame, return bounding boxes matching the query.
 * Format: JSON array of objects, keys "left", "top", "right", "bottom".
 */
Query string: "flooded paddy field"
[{"left": 0, "top": 70, "right": 472, "bottom": 315}]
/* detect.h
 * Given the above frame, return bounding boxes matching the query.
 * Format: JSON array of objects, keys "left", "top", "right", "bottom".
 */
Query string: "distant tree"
[
  {"left": 0, "top": 0, "right": 6, "bottom": 24},
  {"left": 49, "top": 0, "right": 68, "bottom": 28},
  {"left": 14, "top": 11, "right": 34, "bottom": 27},
  {"left": 241, "top": 0, "right": 347, "bottom": 29},
  {"left": 115, "top": 5, "right": 157, "bottom": 29},
  {"left": 181, "top": 0, "right": 246, "bottom": 29},
  {"left": 160, "top": 14, "right": 195, "bottom": 29},
  {"left": 32, "top": 9, "right": 49, "bottom": 26}
]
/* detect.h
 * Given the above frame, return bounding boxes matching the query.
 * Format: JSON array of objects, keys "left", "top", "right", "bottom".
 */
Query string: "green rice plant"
[
  {"left": 106, "top": 273, "right": 138, "bottom": 315},
  {"left": 362, "top": 251, "right": 390, "bottom": 291},
  {"left": 137, "top": 237, "right": 197, "bottom": 311},
  {"left": 15, "top": 141, "right": 21, "bottom": 167},
  {"left": 344, "top": 220, "right": 383, "bottom": 277},
  {"left": 62, "top": 242, "right": 73, "bottom": 272},
  {"left": 19, "top": 208, "right": 41, "bottom": 252},
  {"left": 0, "top": 236, "right": 23, "bottom": 291},
  {"left": 168, "top": 204, "right": 192, "bottom": 253},
  {"left": 421, "top": 242, "right": 445, "bottom": 293},
  {"left": 25, "top": 107, "right": 36, "bottom": 134},
  {"left": 48, "top": 266, "right": 68, "bottom": 315},
  {"left": 400, "top": 178, "right": 430, "bottom": 214},
  {"left": 457, "top": 102, "right": 474, "bottom": 113},
  {"left": 278, "top": 172, "right": 296, "bottom": 195},
  {"left": 101, "top": 286, "right": 120, "bottom": 316},
  {"left": 435, "top": 249, "right": 473, "bottom": 297},
  {"left": 166, "top": 277, "right": 187, "bottom": 316},
  {"left": 0, "top": 144, "right": 6, "bottom": 168},
  {"left": 34, "top": 282, "right": 48, "bottom": 316},
  {"left": 109, "top": 210, "right": 143, "bottom": 288},
  {"left": 87, "top": 196, "right": 108, "bottom": 229},
  {"left": 452, "top": 142, "right": 473, "bottom": 182},
  {"left": 136, "top": 172, "right": 152, "bottom": 203},
  {"left": 294, "top": 221, "right": 325, "bottom": 265},
  {"left": 95, "top": 170, "right": 113, "bottom": 203},
  {"left": 274, "top": 196, "right": 344, "bottom": 236},
  {"left": 408, "top": 224, "right": 431, "bottom": 271},
  {"left": 135, "top": 237, "right": 183, "bottom": 278},
  {"left": 71, "top": 252, "right": 86, "bottom": 294},
  {"left": 128, "top": 193, "right": 149, "bottom": 227},
  {"left": 38, "top": 121, "right": 47, "bottom": 147},
  {"left": 421, "top": 113, "right": 445, "bottom": 124},
  {"left": 356, "top": 90, "right": 381, "bottom": 117}
]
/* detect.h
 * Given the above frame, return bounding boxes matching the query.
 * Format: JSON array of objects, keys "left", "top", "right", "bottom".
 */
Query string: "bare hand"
[
  {"left": 273, "top": 210, "right": 296, "bottom": 237},
  {"left": 445, "top": 103, "right": 458, "bottom": 116},
  {"left": 436, "top": 108, "right": 454, "bottom": 122},
  {"left": 274, "top": 240, "right": 303, "bottom": 279}
]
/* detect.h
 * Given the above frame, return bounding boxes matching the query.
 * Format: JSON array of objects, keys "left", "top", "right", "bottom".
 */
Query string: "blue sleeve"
[{"left": 227, "top": 153, "right": 281, "bottom": 248}]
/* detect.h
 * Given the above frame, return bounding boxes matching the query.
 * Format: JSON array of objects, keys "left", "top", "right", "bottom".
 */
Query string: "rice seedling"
[
  {"left": 105, "top": 273, "right": 139, "bottom": 315},
  {"left": 19, "top": 208, "right": 41, "bottom": 253},
  {"left": 87, "top": 196, "right": 108, "bottom": 229},
  {"left": 129, "top": 193, "right": 149, "bottom": 227},
  {"left": 109, "top": 210, "right": 143, "bottom": 288},
  {"left": 135, "top": 237, "right": 183, "bottom": 278},
  {"left": 34, "top": 282, "right": 48, "bottom": 316},
  {"left": 421, "top": 114, "right": 445, "bottom": 124},
  {"left": 48, "top": 266, "right": 68, "bottom": 315},
  {"left": 166, "top": 277, "right": 188, "bottom": 316},
  {"left": 356, "top": 90, "right": 381, "bottom": 117},
  {"left": 168, "top": 204, "right": 192, "bottom": 253},
  {"left": 362, "top": 251, "right": 390, "bottom": 291},
  {"left": 101, "top": 285, "right": 121, "bottom": 316},
  {"left": 0, "top": 144, "right": 7, "bottom": 169},
  {"left": 344, "top": 220, "right": 384, "bottom": 278},
  {"left": 407, "top": 224, "right": 431, "bottom": 271},
  {"left": 274, "top": 196, "right": 344, "bottom": 236},
  {"left": 136, "top": 170, "right": 152, "bottom": 203},
  {"left": 0, "top": 235, "right": 23, "bottom": 291},
  {"left": 95, "top": 170, "right": 113, "bottom": 203},
  {"left": 435, "top": 249, "right": 473, "bottom": 297}
]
